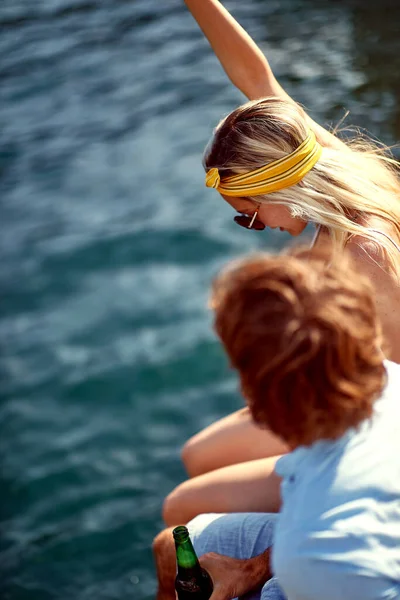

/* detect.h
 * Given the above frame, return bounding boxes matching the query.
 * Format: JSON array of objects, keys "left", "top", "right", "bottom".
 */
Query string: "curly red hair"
[{"left": 211, "top": 245, "right": 386, "bottom": 447}]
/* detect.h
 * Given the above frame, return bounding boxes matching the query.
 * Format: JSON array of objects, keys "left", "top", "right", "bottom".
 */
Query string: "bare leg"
[
  {"left": 153, "top": 527, "right": 176, "bottom": 600},
  {"left": 163, "top": 456, "right": 282, "bottom": 527},
  {"left": 182, "top": 408, "right": 288, "bottom": 477}
]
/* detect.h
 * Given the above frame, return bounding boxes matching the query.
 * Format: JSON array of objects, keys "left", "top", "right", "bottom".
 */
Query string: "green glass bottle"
[{"left": 173, "top": 525, "right": 213, "bottom": 600}]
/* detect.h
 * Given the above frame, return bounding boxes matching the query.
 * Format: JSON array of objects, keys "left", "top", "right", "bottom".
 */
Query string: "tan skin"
[
  {"left": 153, "top": 526, "right": 272, "bottom": 600},
  {"left": 160, "top": 0, "right": 400, "bottom": 529},
  {"left": 155, "top": 2, "right": 400, "bottom": 597},
  {"left": 162, "top": 202, "right": 400, "bottom": 526}
]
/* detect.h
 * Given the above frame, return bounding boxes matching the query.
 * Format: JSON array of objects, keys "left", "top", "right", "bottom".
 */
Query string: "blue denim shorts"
[
  {"left": 187, "top": 512, "right": 286, "bottom": 600},
  {"left": 187, "top": 512, "right": 400, "bottom": 600}
]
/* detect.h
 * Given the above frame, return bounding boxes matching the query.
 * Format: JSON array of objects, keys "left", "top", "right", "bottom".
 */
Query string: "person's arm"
[
  {"left": 184, "top": 0, "right": 282, "bottom": 100},
  {"left": 184, "top": 0, "right": 345, "bottom": 150},
  {"left": 199, "top": 548, "right": 272, "bottom": 600}
]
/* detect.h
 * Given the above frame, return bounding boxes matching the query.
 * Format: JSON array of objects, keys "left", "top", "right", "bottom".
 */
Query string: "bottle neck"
[
  {"left": 175, "top": 537, "right": 200, "bottom": 571},
  {"left": 174, "top": 527, "right": 202, "bottom": 579}
]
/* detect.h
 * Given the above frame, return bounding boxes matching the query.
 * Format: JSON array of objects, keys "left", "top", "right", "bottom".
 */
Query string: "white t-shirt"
[{"left": 273, "top": 360, "right": 400, "bottom": 600}]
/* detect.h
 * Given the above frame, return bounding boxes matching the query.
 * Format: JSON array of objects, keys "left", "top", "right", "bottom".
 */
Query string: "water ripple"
[{"left": 1, "top": 0, "right": 399, "bottom": 598}]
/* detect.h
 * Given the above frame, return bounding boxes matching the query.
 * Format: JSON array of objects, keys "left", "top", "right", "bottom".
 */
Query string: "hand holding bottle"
[{"left": 199, "top": 549, "right": 272, "bottom": 600}]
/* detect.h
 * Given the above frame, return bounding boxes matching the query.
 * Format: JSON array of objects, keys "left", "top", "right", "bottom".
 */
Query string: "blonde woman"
[{"left": 162, "top": 0, "right": 400, "bottom": 526}]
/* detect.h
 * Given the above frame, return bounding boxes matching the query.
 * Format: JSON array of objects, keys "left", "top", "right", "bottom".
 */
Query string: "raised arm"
[
  {"left": 184, "top": 0, "right": 345, "bottom": 150},
  {"left": 184, "top": 0, "right": 284, "bottom": 101}
]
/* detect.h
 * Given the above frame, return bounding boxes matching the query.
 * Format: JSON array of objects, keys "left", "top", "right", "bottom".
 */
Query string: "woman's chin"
[
  {"left": 289, "top": 222, "right": 308, "bottom": 236},
  {"left": 279, "top": 227, "right": 294, "bottom": 235},
  {"left": 273, "top": 226, "right": 302, "bottom": 236}
]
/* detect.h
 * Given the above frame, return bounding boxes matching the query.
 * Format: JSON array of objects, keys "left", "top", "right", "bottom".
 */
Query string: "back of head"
[
  {"left": 204, "top": 97, "right": 309, "bottom": 174},
  {"left": 204, "top": 98, "right": 400, "bottom": 280},
  {"left": 211, "top": 245, "right": 386, "bottom": 447}
]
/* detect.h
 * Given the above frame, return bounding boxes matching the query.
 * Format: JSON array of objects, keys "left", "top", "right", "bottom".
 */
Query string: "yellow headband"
[{"left": 205, "top": 131, "right": 322, "bottom": 197}]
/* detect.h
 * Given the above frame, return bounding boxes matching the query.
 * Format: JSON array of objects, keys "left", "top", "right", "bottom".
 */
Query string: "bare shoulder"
[
  {"left": 346, "top": 219, "right": 400, "bottom": 285},
  {"left": 312, "top": 224, "right": 397, "bottom": 285},
  {"left": 312, "top": 224, "right": 400, "bottom": 361},
  {"left": 347, "top": 234, "right": 400, "bottom": 362},
  {"left": 346, "top": 235, "right": 393, "bottom": 284}
]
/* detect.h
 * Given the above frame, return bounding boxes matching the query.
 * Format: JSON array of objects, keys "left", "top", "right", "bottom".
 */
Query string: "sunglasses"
[{"left": 234, "top": 207, "right": 265, "bottom": 230}]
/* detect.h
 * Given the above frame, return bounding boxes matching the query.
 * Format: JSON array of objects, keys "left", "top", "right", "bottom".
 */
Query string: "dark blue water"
[{"left": 1, "top": 1, "right": 399, "bottom": 598}]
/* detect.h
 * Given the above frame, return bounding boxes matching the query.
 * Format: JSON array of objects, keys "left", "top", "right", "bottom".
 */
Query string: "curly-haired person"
[
  {"left": 162, "top": 1, "right": 400, "bottom": 528},
  {"left": 153, "top": 244, "right": 400, "bottom": 600}
]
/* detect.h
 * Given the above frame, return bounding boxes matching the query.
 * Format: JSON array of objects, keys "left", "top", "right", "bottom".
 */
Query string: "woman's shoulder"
[
  {"left": 346, "top": 235, "right": 390, "bottom": 273},
  {"left": 346, "top": 217, "right": 400, "bottom": 280},
  {"left": 346, "top": 220, "right": 400, "bottom": 363},
  {"left": 346, "top": 235, "right": 398, "bottom": 300}
]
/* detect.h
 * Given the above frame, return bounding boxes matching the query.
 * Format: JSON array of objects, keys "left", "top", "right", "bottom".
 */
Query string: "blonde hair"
[{"left": 203, "top": 98, "right": 400, "bottom": 281}]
